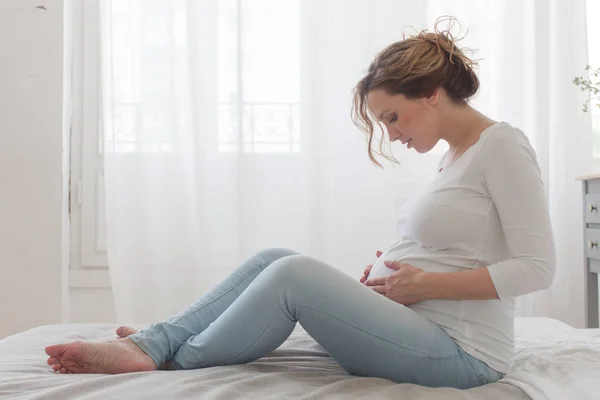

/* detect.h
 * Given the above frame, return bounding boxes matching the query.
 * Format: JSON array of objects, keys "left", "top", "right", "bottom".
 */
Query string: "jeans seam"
[
  {"left": 146, "top": 262, "right": 269, "bottom": 341},
  {"left": 138, "top": 262, "right": 270, "bottom": 362},
  {"left": 172, "top": 262, "right": 269, "bottom": 325},
  {"left": 216, "top": 308, "right": 290, "bottom": 365},
  {"left": 458, "top": 348, "right": 500, "bottom": 387},
  {"left": 128, "top": 334, "right": 163, "bottom": 368},
  {"left": 470, "top": 374, "right": 487, "bottom": 387},
  {"left": 297, "top": 304, "right": 461, "bottom": 359},
  {"left": 216, "top": 303, "right": 461, "bottom": 365}
]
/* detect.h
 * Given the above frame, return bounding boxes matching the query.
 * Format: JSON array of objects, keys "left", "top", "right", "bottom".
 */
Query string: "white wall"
[
  {"left": 0, "top": 0, "right": 69, "bottom": 338},
  {"left": 70, "top": 288, "right": 115, "bottom": 323}
]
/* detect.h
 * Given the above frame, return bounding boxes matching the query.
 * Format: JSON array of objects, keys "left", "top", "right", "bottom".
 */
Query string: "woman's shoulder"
[
  {"left": 474, "top": 122, "right": 541, "bottom": 184},
  {"left": 480, "top": 121, "right": 528, "bottom": 145},
  {"left": 478, "top": 122, "right": 536, "bottom": 160}
]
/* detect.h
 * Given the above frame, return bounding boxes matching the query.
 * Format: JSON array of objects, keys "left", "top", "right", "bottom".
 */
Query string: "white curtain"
[{"left": 101, "top": 0, "right": 593, "bottom": 327}]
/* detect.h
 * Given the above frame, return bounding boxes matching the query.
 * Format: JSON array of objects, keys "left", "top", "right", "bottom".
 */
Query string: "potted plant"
[{"left": 574, "top": 66, "right": 600, "bottom": 112}]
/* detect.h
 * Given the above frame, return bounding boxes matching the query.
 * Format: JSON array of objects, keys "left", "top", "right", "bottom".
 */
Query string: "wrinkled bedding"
[{"left": 0, "top": 317, "right": 594, "bottom": 399}]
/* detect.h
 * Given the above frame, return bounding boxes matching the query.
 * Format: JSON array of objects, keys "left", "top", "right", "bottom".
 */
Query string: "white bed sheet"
[
  {"left": 0, "top": 317, "right": 595, "bottom": 400},
  {"left": 502, "top": 318, "right": 600, "bottom": 400}
]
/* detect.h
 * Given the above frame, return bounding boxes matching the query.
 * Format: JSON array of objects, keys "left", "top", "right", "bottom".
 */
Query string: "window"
[
  {"left": 105, "top": 0, "right": 179, "bottom": 154},
  {"left": 217, "top": 0, "right": 301, "bottom": 153},
  {"left": 71, "top": 0, "right": 109, "bottom": 276},
  {"left": 70, "top": 0, "right": 302, "bottom": 279},
  {"left": 103, "top": 0, "right": 301, "bottom": 154}
]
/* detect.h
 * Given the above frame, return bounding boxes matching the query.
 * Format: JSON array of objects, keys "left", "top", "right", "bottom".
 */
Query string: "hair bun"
[{"left": 417, "top": 18, "right": 479, "bottom": 101}]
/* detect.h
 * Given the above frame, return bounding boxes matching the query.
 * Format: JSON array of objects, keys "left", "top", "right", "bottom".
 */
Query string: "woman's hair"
[{"left": 352, "top": 17, "right": 479, "bottom": 166}]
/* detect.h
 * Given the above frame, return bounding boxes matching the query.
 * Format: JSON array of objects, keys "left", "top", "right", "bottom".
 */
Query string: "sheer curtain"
[{"left": 101, "top": 0, "right": 592, "bottom": 327}]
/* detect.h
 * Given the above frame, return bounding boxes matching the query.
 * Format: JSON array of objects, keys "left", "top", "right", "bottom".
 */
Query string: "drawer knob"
[
  {"left": 590, "top": 241, "right": 598, "bottom": 249},
  {"left": 590, "top": 204, "right": 598, "bottom": 213}
]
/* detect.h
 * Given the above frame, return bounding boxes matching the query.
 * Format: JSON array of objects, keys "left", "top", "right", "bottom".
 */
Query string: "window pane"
[{"left": 217, "top": 0, "right": 301, "bottom": 153}]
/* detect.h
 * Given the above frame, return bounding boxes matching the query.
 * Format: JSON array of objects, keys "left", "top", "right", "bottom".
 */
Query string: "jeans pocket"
[
  {"left": 469, "top": 363, "right": 505, "bottom": 387},
  {"left": 458, "top": 347, "right": 503, "bottom": 388},
  {"left": 470, "top": 374, "right": 489, "bottom": 388}
]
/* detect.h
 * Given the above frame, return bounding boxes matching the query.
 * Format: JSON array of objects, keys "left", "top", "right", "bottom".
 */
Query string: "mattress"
[{"left": 0, "top": 317, "right": 596, "bottom": 400}]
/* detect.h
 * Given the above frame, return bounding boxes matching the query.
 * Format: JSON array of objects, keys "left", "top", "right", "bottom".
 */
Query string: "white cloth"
[{"left": 369, "top": 122, "right": 556, "bottom": 373}]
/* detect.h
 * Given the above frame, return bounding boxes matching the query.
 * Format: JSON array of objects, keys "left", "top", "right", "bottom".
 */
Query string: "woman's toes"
[
  {"left": 116, "top": 326, "right": 138, "bottom": 338},
  {"left": 47, "top": 357, "right": 57, "bottom": 366},
  {"left": 60, "top": 367, "right": 67, "bottom": 374},
  {"left": 52, "top": 363, "right": 62, "bottom": 372}
]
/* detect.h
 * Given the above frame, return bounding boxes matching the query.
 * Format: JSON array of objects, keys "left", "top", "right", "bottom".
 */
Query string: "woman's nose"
[{"left": 389, "top": 131, "right": 402, "bottom": 142}]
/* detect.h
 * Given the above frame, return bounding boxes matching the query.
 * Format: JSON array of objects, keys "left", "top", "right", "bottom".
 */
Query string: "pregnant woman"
[{"left": 45, "top": 23, "right": 555, "bottom": 389}]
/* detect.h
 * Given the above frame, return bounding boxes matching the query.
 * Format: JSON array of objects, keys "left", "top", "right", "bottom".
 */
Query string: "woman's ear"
[{"left": 427, "top": 89, "right": 441, "bottom": 106}]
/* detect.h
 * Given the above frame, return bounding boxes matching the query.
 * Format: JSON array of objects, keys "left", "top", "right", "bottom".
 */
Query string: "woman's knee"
[
  {"left": 254, "top": 247, "right": 299, "bottom": 264},
  {"left": 264, "top": 255, "right": 320, "bottom": 283}
]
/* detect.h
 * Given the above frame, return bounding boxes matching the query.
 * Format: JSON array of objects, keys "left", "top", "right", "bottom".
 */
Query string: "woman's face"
[{"left": 366, "top": 88, "right": 441, "bottom": 153}]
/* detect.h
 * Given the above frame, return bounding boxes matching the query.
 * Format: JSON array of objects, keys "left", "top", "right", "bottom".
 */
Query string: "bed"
[{"left": 0, "top": 318, "right": 598, "bottom": 400}]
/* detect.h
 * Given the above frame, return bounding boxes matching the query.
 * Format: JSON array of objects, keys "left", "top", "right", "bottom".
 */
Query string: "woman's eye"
[{"left": 389, "top": 114, "right": 397, "bottom": 124}]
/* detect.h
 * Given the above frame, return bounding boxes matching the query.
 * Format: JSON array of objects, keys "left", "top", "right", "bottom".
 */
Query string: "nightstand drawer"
[
  {"left": 585, "top": 229, "right": 600, "bottom": 260},
  {"left": 585, "top": 194, "right": 600, "bottom": 223}
]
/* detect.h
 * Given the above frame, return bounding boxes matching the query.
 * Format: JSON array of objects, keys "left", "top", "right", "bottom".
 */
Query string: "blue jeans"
[{"left": 128, "top": 248, "right": 503, "bottom": 388}]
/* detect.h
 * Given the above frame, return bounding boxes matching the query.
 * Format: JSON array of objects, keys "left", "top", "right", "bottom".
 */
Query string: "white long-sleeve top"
[{"left": 369, "top": 122, "right": 556, "bottom": 373}]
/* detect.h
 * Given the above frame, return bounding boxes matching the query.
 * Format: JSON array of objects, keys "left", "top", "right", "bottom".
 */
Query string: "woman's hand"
[
  {"left": 364, "top": 261, "right": 428, "bottom": 305},
  {"left": 360, "top": 250, "right": 382, "bottom": 283}
]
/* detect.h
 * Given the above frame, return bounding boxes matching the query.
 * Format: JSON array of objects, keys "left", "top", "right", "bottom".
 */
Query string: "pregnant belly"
[
  {"left": 369, "top": 254, "right": 398, "bottom": 279},
  {"left": 368, "top": 243, "right": 470, "bottom": 280}
]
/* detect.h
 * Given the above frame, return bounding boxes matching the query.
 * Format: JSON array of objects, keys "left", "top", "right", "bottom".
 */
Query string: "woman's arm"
[
  {"left": 365, "top": 262, "right": 498, "bottom": 303},
  {"left": 480, "top": 128, "right": 556, "bottom": 301}
]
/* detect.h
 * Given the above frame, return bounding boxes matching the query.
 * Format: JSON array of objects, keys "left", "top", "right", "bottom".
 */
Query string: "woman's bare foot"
[
  {"left": 45, "top": 338, "right": 157, "bottom": 374},
  {"left": 116, "top": 326, "right": 138, "bottom": 338}
]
